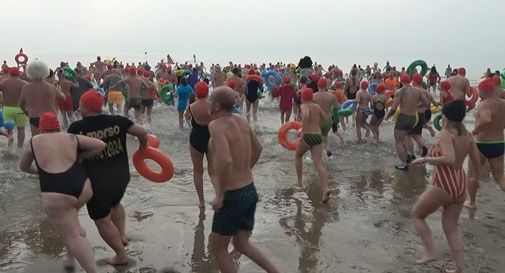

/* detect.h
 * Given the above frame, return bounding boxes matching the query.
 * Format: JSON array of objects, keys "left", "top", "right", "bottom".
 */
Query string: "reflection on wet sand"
[{"left": 190, "top": 209, "right": 218, "bottom": 273}]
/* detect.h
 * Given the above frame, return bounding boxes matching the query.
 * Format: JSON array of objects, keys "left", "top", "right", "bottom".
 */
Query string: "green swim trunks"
[
  {"left": 320, "top": 118, "right": 333, "bottom": 136},
  {"left": 395, "top": 113, "right": 416, "bottom": 131},
  {"left": 303, "top": 133, "right": 323, "bottom": 147},
  {"left": 3, "top": 106, "right": 27, "bottom": 127}
]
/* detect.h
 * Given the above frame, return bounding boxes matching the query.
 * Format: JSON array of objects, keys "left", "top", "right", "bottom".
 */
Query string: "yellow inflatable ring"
[{"left": 392, "top": 108, "right": 419, "bottom": 128}]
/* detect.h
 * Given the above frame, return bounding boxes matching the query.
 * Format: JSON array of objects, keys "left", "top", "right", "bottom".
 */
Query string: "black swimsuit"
[
  {"left": 189, "top": 107, "right": 210, "bottom": 154},
  {"left": 246, "top": 80, "right": 260, "bottom": 103},
  {"left": 31, "top": 135, "right": 88, "bottom": 199},
  {"left": 373, "top": 101, "right": 386, "bottom": 119}
]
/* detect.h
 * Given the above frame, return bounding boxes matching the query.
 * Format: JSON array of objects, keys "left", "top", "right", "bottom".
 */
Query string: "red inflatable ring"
[
  {"left": 278, "top": 121, "right": 302, "bottom": 150},
  {"left": 465, "top": 86, "right": 478, "bottom": 110},
  {"left": 147, "top": 134, "right": 160, "bottom": 148},
  {"left": 133, "top": 147, "right": 174, "bottom": 183},
  {"left": 15, "top": 53, "right": 28, "bottom": 65}
]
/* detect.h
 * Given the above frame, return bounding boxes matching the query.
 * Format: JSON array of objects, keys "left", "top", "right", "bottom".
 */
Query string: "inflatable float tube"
[
  {"left": 340, "top": 100, "right": 358, "bottom": 111},
  {"left": 62, "top": 67, "right": 77, "bottom": 82},
  {"left": 368, "top": 83, "right": 377, "bottom": 96},
  {"left": 133, "top": 147, "right": 174, "bottom": 183},
  {"left": 339, "top": 108, "right": 353, "bottom": 118},
  {"left": 147, "top": 134, "right": 160, "bottom": 148},
  {"left": 465, "top": 86, "right": 478, "bottom": 110},
  {"left": 407, "top": 60, "right": 429, "bottom": 77},
  {"left": 500, "top": 69, "right": 505, "bottom": 89},
  {"left": 433, "top": 114, "right": 443, "bottom": 131},
  {"left": 278, "top": 121, "right": 302, "bottom": 151},
  {"left": 392, "top": 109, "right": 419, "bottom": 128},
  {"left": 262, "top": 70, "right": 282, "bottom": 89},
  {"left": 15, "top": 51, "right": 28, "bottom": 65},
  {"left": 430, "top": 104, "right": 442, "bottom": 114}
]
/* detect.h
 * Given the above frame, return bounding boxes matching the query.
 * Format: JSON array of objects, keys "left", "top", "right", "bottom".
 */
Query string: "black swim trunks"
[
  {"left": 409, "top": 112, "right": 426, "bottom": 135},
  {"left": 212, "top": 183, "right": 258, "bottom": 236},
  {"left": 29, "top": 117, "right": 40, "bottom": 128},
  {"left": 128, "top": 97, "right": 142, "bottom": 110},
  {"left": 394, "top": 113, "right": 416, "bottom": 131},
  {"left": 141, "top": 98, "right": 154, "bottom": 107}
]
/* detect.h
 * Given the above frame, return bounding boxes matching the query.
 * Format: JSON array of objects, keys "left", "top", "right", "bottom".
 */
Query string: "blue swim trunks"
[{"left": 212, "top": 183, "right": 258, "bottom": 236}]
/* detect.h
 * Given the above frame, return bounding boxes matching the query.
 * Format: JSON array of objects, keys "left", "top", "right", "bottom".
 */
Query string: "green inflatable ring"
[
  {"left": 62, "top": 67, "right": 77, "bottom": 82},
  {"left": 339, "top": 108, "right": 353, "bottom": 117},
  {"left": 500, "top": 69, "right": 505, "bottom": 89},
  {"left": 433, "top": 114, "right": 443, "bottom": 131},
  {"left": 407, "top": 60, "right": 429, "bottom": 77}
]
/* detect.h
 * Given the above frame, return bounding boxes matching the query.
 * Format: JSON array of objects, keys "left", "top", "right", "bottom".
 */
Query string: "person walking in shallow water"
[{"left": 411, "top": 100, "right": 480, "bottom": 273}]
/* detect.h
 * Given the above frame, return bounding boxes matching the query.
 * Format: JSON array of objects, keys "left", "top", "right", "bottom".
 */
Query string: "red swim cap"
[
  {"left": 39, "top": 112, "right": 60, "bottom": 132},
  {"left": 376, "top": 84, "right": 386, "bottom": 93},
  {"left": 318, "top": 77, "right": 328, "bottom": 89},
  {"left": 9, "top": 67, "right": 20, "bottom": 77},
  {"left": 128, "top": 68, "right": 137, "bottom": 76},
  {"left": 412, "top": 74, "right": 423, "bottom": 85},
  {"left": 143, "top": 71, "right": 150, "bottom": 78},
  {"left": 400, "top": 74, "right": 411, "bottom": 84},
  {"left": 80, "top": 89, "right": 104, "bottom": 112},
  {"left": 124, "top": 67, "right": 130, "bottom": 74},
  {"left": 195, "top": 81, "right": 209, "bottom": 98},
  {"left": 440, "top": 80, "right": 451, "bottom": 91},
  {"left": 301, "top": 88, "right": 313, "bottom": 102},
  {"left": 309, "top": 74, "right": 319, "bottom": 82},
  {"left": 2, "top": 67, "right": 9, "bottom": 74},
  {"left": 283, "top": 76, "right": 291, "bottom": 84},
  {"left": 226, "top": 79, "right": 236, "bottom": 89},
  {"left": 457, "top": 67, "right": 466, "bottom": 76},
  {"left": 334, "top": 81, "right": 342, "bottom": 89},
  {"left": 478, "top": 78, "right": 495, "bottom": 93},
  {"left": 360, "top": 80, "right": 369, "bottom": 90},
  {"left": 248, "top": 69, "right": 256, "bottom": 75},
  {"left": 137, "top": 68, "right": 144, "bottom": 75}
]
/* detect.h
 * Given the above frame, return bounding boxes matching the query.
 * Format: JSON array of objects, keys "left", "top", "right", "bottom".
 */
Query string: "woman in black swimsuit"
[
  {"left": 370, "top": 84, "right": 387, "bottom": 144},
  {"left": 19, "top": 112, "right": 105, "bottom": 273},
  {"left": 184, "top": 81, "right": 212, "bottom": 208}
]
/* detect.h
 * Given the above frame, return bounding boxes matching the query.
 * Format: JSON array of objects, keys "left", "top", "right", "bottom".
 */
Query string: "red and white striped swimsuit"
[{"left": 430, "top": 144, "right": 467, "bottom": 200}]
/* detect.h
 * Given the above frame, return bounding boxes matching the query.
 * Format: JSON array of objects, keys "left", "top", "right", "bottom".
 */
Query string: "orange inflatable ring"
[
  {"left": 147, "top": 134, "right": 160, "bottom": 148},
  {"left": 278, "top": 121, "right": 302, "bottom": 150},
  {"left": 15, "top": 53, "right": 28, "bottom": 65},
  {"left": 465, "top": 86, "right": 478, "bottom": 109},
  {"left": 133, "top": 147, "right": 174, "bottom": 183}
]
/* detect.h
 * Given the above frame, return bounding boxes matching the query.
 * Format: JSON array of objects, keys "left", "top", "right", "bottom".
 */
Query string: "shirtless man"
[
  {"left": 20, "top": 60, "right": 65, "bottom": 136},
  {"left": 112, "top": 68, "right": 144, "bottom": 123},
  {"left": 465, "top": 77, "right": 505, "bottom": 209},
  {"left": 354, "top": 80, "right": 372, "bottom": 143},
  {"left": 314, "top": 77, "right": 338, "bottom": 156},
  {"left": 231, "top": 67, "right": 245, "bottom": 110},
  {"left": 58, "top": 70, "right": 79, "bottom": 128},
  {"left": 0, "top": 67, "right": 27, "bottom": 149},
  {"left": 386, "top": 74, "right": 429, "bottom": 170},
  {"left": 296, "top": 88, "right": 331, "bottom": 202},
  {"left": 212, "top": 65, "right": 225, "bottom": 88},
  {"left": 447, "top": 67, "right": 472, "bottom": 103},
  {"left": 141, "top": 71, "right": 158, "bottom": 124},
  {"left": 165, "top": 65, "right": 177, "bottom": 85},
  {"left": 91, "top": 56, "right": 106, "bottom": 84},
  {"left": 101, "top": 67, "right": 124, "bottom": 115},
  {"left": 208, "top": 87, "right": 280, "bottom": 273}
]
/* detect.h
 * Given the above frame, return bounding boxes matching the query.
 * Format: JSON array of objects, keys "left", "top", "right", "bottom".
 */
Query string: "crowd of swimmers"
[{"left": 1, "top": 54, "right": 505, "bottom": 273}]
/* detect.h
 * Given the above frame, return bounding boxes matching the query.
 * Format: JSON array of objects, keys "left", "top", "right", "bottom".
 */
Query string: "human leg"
[
  {"left": 190, "top": 146, "right": 206, "bottom": 207},
  {"left": 310, "top": 144, "right": 330, "bottom": 202},
  {"left": 232, "top": 230, "right": 280, "bottom": 273},
  {"left": 295, "top": 141, "right": 310, "bottom": 187},
  {"left": 442, "top": 200, "right": 465, "bottom": 273}
]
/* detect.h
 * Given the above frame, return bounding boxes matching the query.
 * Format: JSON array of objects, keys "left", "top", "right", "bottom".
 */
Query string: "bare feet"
[
  {"left": 445, "top": 268, "right": 462, "bottom": 273},
  {"left": 62, "top": 254, "right": 75, "bottom": 269},
  {"left": 463, "top": 201, "right": 476, "bottom": 210},
  {"left": 321, "top": 189, "right": 331, "bottom": 203},
  {"left": 293, "top": 184, "right": 305, "bottom": 191},
  {"left": 121, "top": 235, "right": 129, "bottom": 246},
  {"left": 105, "top": 255, "right": 130, "bottom": 265},
  {"left": 415, "top": 255, "right": 438, "bottom": 265}
]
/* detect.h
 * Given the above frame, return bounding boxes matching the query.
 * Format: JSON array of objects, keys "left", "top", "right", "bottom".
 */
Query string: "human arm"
[
  {"left": 385, "top": 90, "right": 401, "bottom": 120},
  {"left": 465, "top": 80, "right": 472, "bottom": 97},
  {"left": 412, "top": 133, "right": 455, "bottom": 166},
  {"left": 472, "top": 106, "right": 491, "bottom": 135},
  {"left": 75, "top": 135, "right": 106, "bottom": 160},
  {"left": 111, "top": 77, "right": 127, "bottom": 90},
  {"left": 19, "top": 143, "right": 38, "bottom": 174},
  {"left": 184, "top": 105, "right": 192, "bottom": 121},
  {"left": 128, "top": 124, "right": 148, "bottom": 150},
  {"left": 249, "top": 127, "right": 263, "bottom": 168}
]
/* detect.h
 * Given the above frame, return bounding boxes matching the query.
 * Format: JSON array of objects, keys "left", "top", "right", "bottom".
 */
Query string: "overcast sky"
[{"left": 2, "top": 0, "right": 503, "bottom": 79}]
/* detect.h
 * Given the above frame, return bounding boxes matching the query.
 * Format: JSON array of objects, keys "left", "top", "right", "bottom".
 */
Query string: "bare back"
[
  {"left": 313, "top": 91, "right": 336, "bottom": 118},
  {"left": 0, "top": 77, "right": 27, "bottom": 106},
  {"left": 213, "top": 71, "right": 225, "bottom": 87},
  {"left": 475, "top": 98, "right": 505, "bottom": 141},
  {"left": 448, "top": 75, "right": 471, "bottom": 101},
  {"left": 189, "top": 99, "right": 211, "bottom": 125},
  {"left": 356, "top": 90, "right": 372, "bottom": 110},
  {"left": 126, "top": 76, "right": 143, "bottom": 98},
  {"left": 301, "top": 102, "right": 323, "bottom": 134},
  {"left": 439, "top": 130, "right": 473, "bottom": 169},
  {"left": 20, "top": 81, "right": 59, "bottom": 117},
  {"left": 209, "top": 115, "right": 255, "bottom": 190},
  {"left": 31, "top": 133, "right": 79, "bottom": 173},
  {"left": 397, "top": 86, "right": 426, "bottom": 115}
]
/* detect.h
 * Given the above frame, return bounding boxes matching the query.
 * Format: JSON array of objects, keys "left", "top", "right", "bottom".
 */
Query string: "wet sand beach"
[{"left": 1, "top": 101, "right": 504, "bottom": 273}]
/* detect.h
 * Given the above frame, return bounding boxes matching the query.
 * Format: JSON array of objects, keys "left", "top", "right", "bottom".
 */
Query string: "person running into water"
[
  {"left": 244, "top": 69, "right": 263, "bottom": 123},
  {"left": 101, "top": 66, "right": 124, "bottom": 115},
  {"left": 112, "top": 67, "right": 144, "bottom": 123},
  {"left": 19, "top": 112, "right": 106, "bottom": 273},
  {"left": 426, "top": 66, "right": 441, "bottom": 95},
  {"left": 465, "top": 77, "right": 505, "bottom": 209},
  {"left": 175, "top": 77, "right": 194, "bottom": 129},
  {"left": 141, "top": 70, "right": 158, "bottom": 124},
  {"left": 20, "top": 60, "right": 65, "bottom": 136},
  {"left": 386, "top": 74, "right": 429, "bottom": 170},
  {"left": 410, "top": 100, "right": 480, "bottom": 273},
  {"left": 184, "top": 81, "right": 212, "bottom": 208},
  {"left": 0, "top": 67, "right": 27, "bottom": 150},
  {"left": 446, "top": 67, "right": 472, "bottom": 103},
  {"left": 370, "top": 84, "right": 387, "bottom": 144},
  {"left": 277, "top": 76, "right": 296, "bottom": 125},
  {"left": 295, "top": 88, "right": 331, "bottom": 203},
  {"left": 68, "top": 90, "right": 148, "bottom": 265},
  {"left": 406, "top": 74, "right": 431, "bottom": 157},
  {"left": 314, "top": 77, "right": 337, "bottom": 156},
  {"left": 57, "top": 69, "right": 79, "bottom": 129},
  {"left": 354, "top": 80, "right": 372, "bottom": 143},
  {"left": 207, "top": 86, "right": 280, "bottom": 273}
]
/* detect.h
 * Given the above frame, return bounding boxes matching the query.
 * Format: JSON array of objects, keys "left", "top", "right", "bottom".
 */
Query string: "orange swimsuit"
[{"left": 430, "top": 144, "right": 466, "bottom": 200}]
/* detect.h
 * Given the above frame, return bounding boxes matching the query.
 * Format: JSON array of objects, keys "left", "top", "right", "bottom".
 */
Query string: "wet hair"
[
  {"left": 27, "top": 60, "right": 50, "bottom": 80},
  {"left": 180, "top": 77, "right": 188, "bottom": 85},
  {"left": 211, "top": 87, "right": 235, "bottom": 112},
  {"left": 431, "top": 66, "right": 437, "bottom": 74}
]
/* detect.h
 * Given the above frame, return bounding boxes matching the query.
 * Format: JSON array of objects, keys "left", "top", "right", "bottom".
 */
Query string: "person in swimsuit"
[
  {"left": 314, "top": 77, "right": 338, "bottom": 156},
  {"left": 140, "top": 71, "right": 158, "bottom": 124},
  {"left": 175, "top": 77, "right": 194, "bottom": 129},
  {"left": 411, "top": 100, "right": 480, "bottom": 273},
  {"left": 19, "top": 112, "right": 106, "bottom": 273},
  {"left": 68, "top": 90, "right": 148, "bottom": 265},
  {"left": 208, "top": 87, "right": 280, "bottom": 273},
  {"left": 295, "top": 88, "right": 331, "bottom": 203},
  {"left": 466, "top": 77, "right": 505, "bottom": 209},
  {"left": 354, "top": 80, "right": 372, "bottom": 144},
  {"left": 184, "top": 81, "right": 212, "bottom": 208},
  {"left": 407, "top": 74, "right": 431, "bottom": 157},
  {"left": 427, "top": 66, "right": 441, "bottom": 94},
  {"left": 293, "top": 76, "right": 308, "bottom": 121},
  {"left": 277, "top": 76, "right": 296, "bottom": 125},
  {"left": 370, "top": 84, "right": 387, "bottom": 144},
  {"left": 440, "top": 80, "right": 454, "bottom": 106},
  {"left": 244, "top": 69, "right": 263, "bottom": 123},
  {"left": 345, "top": 68, "right": 359, "bottom": 100},
  {"left": 0, "top": 67, "right": 27, "bottom": 150}
]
